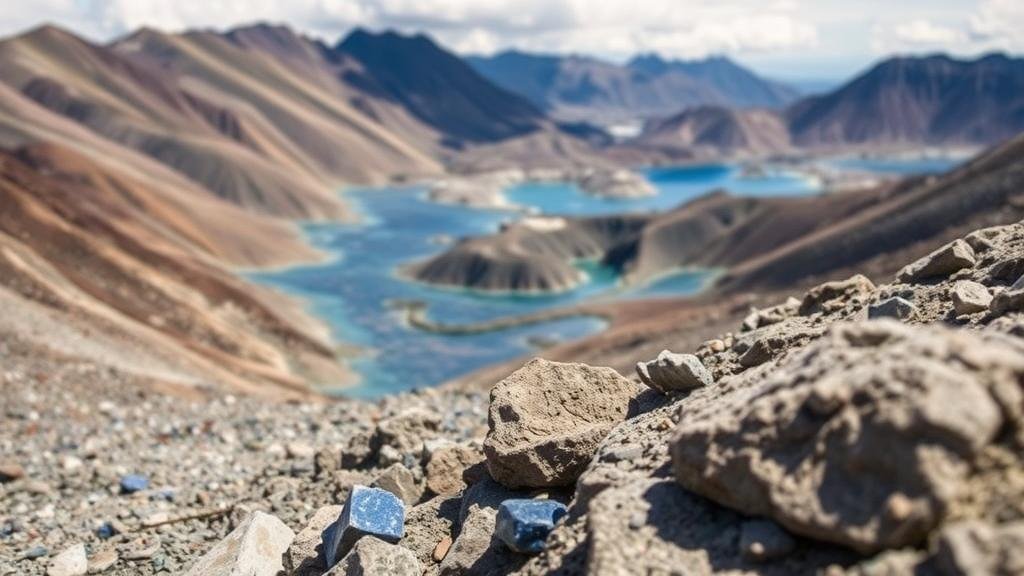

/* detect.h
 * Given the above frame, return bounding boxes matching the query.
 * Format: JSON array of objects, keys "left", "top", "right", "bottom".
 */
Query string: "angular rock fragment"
[
  {"left": 289, "top": 505, "right": 343, "bottom": 576},
  {"left": 373, "top": 409, "right": 442, "bottom": 457},
  {"left": 426, "top": 443, "right": 484, "bottom": 496},
  {"left": 401, "top": 495, "right": 460, "bottom": 568},
  {"left": 326, "top": 485, "right": 406, "bottom": 567},
  {"left": 119, "top": 474, "right": 148, "bottom": 494},
  {"left": 328, "top": 537, "right": 422, "bottom": 576},
  {"left": 439, "top": 506, "right": 525, "bottom": 576},
  {"left": 897, "top": 239, "right": 976, "bottom": 283},
  {"left": 86, "top": 548, "right": 117, "bottom": 574},
  {"left": 484, "top": 358, "right": 639, "bottom": 488},
  {"left": 868, "top": 296, "right": 916, "bottom": 320},
  {"left": 635, "top": 350, "right": 712, "bottom": 393},
  {"left": 372, "top": 463, "right": 422, "bottom": 506},
  {"left": 799, "top": 275, "right": 875, "bottom": 316},
  {"left": 0, "top": 462, "right": 25, "bottom": 483},
  {"left": 495, "top": 499, "right": 568, "bottom": 554},
  {"left": 48, "top": 543, "right": 87, "bottom": 576},
  {"left": 991, "top": 274, "right": 1024, "bottom": 315},
  {"left": 671, "top": 321, "right": 1023, "bottom": 553},
  {"left": 951, "top": 280, "right": 992, "bottom": 315},
  {"left": 184, "top": 511, "right": 294, "bottom": 576}
]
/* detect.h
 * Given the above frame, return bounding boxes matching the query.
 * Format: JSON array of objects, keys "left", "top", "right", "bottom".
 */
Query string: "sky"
[{"left": 2, "top": 0, "right": 1021, "bottom": 81}]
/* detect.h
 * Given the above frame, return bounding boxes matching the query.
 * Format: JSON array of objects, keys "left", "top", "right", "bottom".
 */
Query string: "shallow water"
[{"left": 252, "top": 158, "right": 963, "bottom": 397}]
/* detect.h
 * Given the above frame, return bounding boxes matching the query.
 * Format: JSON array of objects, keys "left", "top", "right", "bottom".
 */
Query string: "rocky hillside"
[
  {"left": 412, "top": 134, "right": 1024, "bottom": 293},
  {"left": 0, "top": 143, "right": 348, "bottom": 398},
  {"left": 5, "top": 217, "right": 1023, "bottom": 575}
]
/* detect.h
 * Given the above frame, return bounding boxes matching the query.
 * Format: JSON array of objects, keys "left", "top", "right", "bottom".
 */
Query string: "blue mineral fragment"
[
  {"left": 495, "top": 499, "right": 567, "bottom": 555},
  {"left": 119, "top": 474, "right": 149, "bottom": 494},
  {"left": 324, "top": 485, "right": 405, "bottom": 566}
]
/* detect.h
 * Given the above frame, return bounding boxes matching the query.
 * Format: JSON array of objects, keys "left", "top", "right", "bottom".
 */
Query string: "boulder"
[
  {"left": 289, "top": 505, "right": 343, "bottom": 576},
  {"left": 372, "top": 464, "right": 422, "bottom": 506},
  {"left": 484, "top": 358, "right": 639, "bottom": 488},
  {"left": 951, "top": 280, "right": 993, "bottom": 315},
  {"left": 867, "top": 297, "right": 916, "bottom": 320},
  {"left": 897, "top": 239, "right": 976, "bottom": 283},
  {"left": 495, "top": 499, "right": 568, "bottom": 554},
  {"left": 671, "top": 321, "right": 1023, "bottom": 553},
  {"left": 991, "top": 274, "right": 1024, "bottom": 315},
  {"left": 635, "top": 350, "right": 713, "bottom": 394},
  {"left": 328, "top": 537, "right": 422, "bottom": 576},
  {"left": 799, "top": 275, "right": 875, "bottom": 316},
  {"left": 325, "top": 485, "right": 406, "bottom": 567},
  {"left": 48, "top": 544, "right": 87, "bottom": 576},
  {"left": 184, "top": 511, "right": 294, "bottom": 576},
  {"left": 585, "top": 480, "right": 844, "bottom": 575},
  {"left": 426, "top": 444, "right": 484, "bottom": 497}
]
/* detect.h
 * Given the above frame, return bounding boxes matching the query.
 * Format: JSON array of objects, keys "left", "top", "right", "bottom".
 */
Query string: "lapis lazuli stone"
[
  {"left": 325, "top": 485, "right": 405, "bottom": 566},
  {"left": 119, "top": 474, "right": 149, "bottom": 494},
  {"left": 495, "top": 499, "right": 568, "bottom": 555}
]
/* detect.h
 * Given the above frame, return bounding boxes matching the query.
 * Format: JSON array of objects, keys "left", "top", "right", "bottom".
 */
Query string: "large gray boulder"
[
  {"left": 484, "top": 358, "right": 640, "bottom": 488},
  {"left": 671, "top": 320, "right": 1024, "bottom": 554},
  {"left": 184, "top": 511, "right": 294, "bottom": 576}
]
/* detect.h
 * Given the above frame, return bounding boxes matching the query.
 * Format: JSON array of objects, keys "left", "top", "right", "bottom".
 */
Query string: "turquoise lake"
[{"left": 252, "top": 157, "right": 964, "bottom": 397}]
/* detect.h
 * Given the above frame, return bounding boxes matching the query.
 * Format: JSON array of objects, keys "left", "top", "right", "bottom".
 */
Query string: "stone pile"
[{"left": 4, "top": 221, "right": 1024, "bottom": 576}]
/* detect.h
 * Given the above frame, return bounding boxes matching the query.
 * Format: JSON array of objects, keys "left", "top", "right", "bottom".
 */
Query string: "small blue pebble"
[
  {"left": 120, "top": 474, "right": 149, "bottom": 494},
  {"left": 23, "top": 545, "right": 48, "bottom": 559},
  {"left": 496, "top": 499, "right": 568, "bottom": 555},
  {"left": 325, "top": 485, "right": 405, "bottom": 566},
  {"left": 96, "top": 522, "right": 115, "bottom": 540}
]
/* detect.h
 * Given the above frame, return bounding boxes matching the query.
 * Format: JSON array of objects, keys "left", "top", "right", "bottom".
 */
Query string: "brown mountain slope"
[
  {"left": 113, "top": 27, "right": 444, "bottom": 182},
  {"left": 628, "top": 106, "right": 793, "bottom": 160},
  {"left": 0, "top": 82, "right": 316, "bottom": 268},
  {"left": 0, "top": 143, "right": 349, "bottom": 397},
  {"left": 0, "top": 25, "right": 352, "bottom": 219}
]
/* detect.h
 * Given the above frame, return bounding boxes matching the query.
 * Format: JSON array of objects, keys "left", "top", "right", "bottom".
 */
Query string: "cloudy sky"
[{"left": 3, "top": 0, "right": 1021, "bottom": 80}]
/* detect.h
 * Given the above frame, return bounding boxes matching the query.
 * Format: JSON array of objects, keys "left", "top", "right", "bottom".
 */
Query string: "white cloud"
[
  {"left": 894, "top": 20, "right": 965, "bottom": 45},
  {"left": 970, "top": 0, "right": 1024, "bottom": 49}
]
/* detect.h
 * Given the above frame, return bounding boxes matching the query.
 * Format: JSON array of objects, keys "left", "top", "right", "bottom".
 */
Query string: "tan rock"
[
  {"left": 426, "top": 444, "right": 484, "bottom": 496},
  {"left": 184, "top": 511, "right": 294, "bottom": 576},
  {"left": 484, "top": 358, "right": 640, "bottom": 488}
]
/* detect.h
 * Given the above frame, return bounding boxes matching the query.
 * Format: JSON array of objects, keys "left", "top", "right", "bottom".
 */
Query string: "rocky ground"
[{"left": 3, "top": 221, "right": 1024, "bottom": 575}]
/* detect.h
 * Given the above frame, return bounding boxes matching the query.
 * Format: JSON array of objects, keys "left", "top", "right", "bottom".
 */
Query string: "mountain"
[
  {"left": 629, "top": 106, "right": 793, "bottom": 159},
  {"left": 0, "top": 142, "right": 348, "bottom": 397},
  {"left": 467, "top": 50, "right": 797, "bottom": 122},
  {"left": 787, "top": 53, "right": 1024, "bottom": 146},
  {"left": 627, "top": 54, "right": 799, "bottom": 108},
  {"left": 336, "top": 30, "right": 546, "bottom": 146}
]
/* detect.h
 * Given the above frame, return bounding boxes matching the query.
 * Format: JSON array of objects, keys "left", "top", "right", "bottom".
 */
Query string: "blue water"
[
  {"left": 252, "top": 157, "right": 964, "bottom": 397},
  {"left": 507, "top": 165, "right": 817, "bottom": 216}
]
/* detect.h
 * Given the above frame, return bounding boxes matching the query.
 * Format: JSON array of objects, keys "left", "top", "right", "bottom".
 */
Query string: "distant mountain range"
[
  {"left": 625, "top": 52, "right": 1024, "bottom": 158},
  {"left": 467, "top": 51, "right": 799, "bottom": 122},
  {"left": 786, "top": 53, "right": 1024, "bottom": 146}
]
